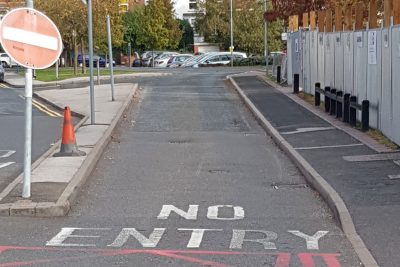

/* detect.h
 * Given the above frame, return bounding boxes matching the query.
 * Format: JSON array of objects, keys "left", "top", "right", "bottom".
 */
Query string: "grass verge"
[{"left": 20, "top": 67, "right": 135, "bottom": 82}]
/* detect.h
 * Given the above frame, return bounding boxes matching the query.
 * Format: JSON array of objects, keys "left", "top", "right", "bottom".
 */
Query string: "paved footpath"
[
  {"left": 0, "top": 69, "right": 361, "bottom": 266},
  {"left": 231, "top": 74, "right": 400, "bottom": 267}
]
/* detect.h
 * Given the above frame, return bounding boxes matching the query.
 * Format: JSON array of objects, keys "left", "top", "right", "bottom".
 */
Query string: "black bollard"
[
  {"left": 324, "top": 87, "right": 331, "bottom": 112},
  {"left": 361, "top": 100, "right": 369, "bottom": 132},
  {"left": 336, "top": 91, "right": 343, "bottom": 118},
  {"left": 293, "top": 74, "right": 299, "bottom": 94},
  {"left": 343, "top": 93, "right": 350, "bottom": 123},
  {"left": 330, "top": 89, "right": 337, "bottom": 116},
  {"left": 349, "top": 96, "right": 357, "bottom": 127},
  {"left": 277, "top": 66, "right": 281, "bottom": 84},
  {"left": 315, "top": 83, "right": 321, "bottom": 106}
]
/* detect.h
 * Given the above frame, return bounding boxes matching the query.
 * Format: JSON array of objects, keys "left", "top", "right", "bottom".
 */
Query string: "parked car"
[
  {"left": 0, "top": 53, "right": 17, "bottom": 68},
  {"left": 77, "top": 55, "right": 115, "bottom": 67},
  {"left": 141, "top": 51, "right": 163, "bottom": 67},
  {"left": 182, "top": 52, "right": 247, "bottom": 67},
  {"left": 0, "top": 65, "right": 4, "bottom": 81},
  {"left": 154, "top": 52, "right": 180, "bottom": 68},
  {"left": 167, "top": 54, "right": 193, "bottom": 67}
]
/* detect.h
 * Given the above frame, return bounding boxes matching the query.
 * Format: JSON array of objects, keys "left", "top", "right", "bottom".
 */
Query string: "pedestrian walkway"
[{"left": 231, "top": 75, "right": 400, "bottom": 267}]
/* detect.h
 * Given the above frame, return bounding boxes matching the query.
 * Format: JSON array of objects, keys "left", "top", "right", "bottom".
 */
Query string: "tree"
[
  {"left": 143, "top": 0, "right": 182, "bottom": 50},
  {"left": 123, "top": 7, "right": 146, "bottom": 52},
  {"left": 195, "top": 0, "right": 284, "bottom": 54},
  {"left": 35, "top": 0, "right": 124, "bottom": 71},
  {"left": 178, "top": 19, "right": 194, "bottom": 52}
]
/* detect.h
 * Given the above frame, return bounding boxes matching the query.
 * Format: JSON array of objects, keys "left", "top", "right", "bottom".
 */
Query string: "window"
[
  {"left": 189, "top": 2, "right": 197, "bottom": 9},
  {"left": 208, "top": 56, "right": 220, "bottom": 62},
  {"left": 220, "top": 55, "right": 229, "bottom": 61}
]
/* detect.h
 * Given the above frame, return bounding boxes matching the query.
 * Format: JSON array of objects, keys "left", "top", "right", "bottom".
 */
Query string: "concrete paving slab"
[
  {"left": 31, "top": 157, "right": 86, "bottom": 183},
  {"left": 75, "top": 125, "right": 109, "bottom": 147}
]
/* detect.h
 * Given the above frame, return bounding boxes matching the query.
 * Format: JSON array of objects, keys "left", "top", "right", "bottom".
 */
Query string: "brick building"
[{"left": 0, "top": 0, "right": 24, "bottom": 16}]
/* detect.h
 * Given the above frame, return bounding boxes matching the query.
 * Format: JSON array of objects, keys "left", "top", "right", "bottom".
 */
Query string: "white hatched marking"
[
  {"left": 0, "top": 162, "right": 14, "bottom": 169},
  {"left": 0, "top": 150, "right": 16, "bottom": 158},
  {"left": 294, "top": 143, "right": 363, "bottom": 150},
  {"left": 281, "top": 127, "right": 335, "bottom": 135}
]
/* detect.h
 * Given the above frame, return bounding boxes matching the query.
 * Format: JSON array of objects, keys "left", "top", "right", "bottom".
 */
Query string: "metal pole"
[
  {"left": 107, "top": 15, "right": 115, "bottom": 101},
  {"left": 55, "top": 58, "right": 59, "bottom": 79},
  {"left": 128, "top": 42, "right": 131, "bottom": 68},
  {"left": 87, "top": 0, "right": 95, "bottom": 124},
  {"left": 97, "top": 59, "right": 100, "bottom": 85},
  {"left": 23, "top": 0, "right": 34, "bottom": 198},
  {"left": 230, "top": 0, "right": 233, "bottom": 67},
  {"left": 264, "top": 0, "right": 268, "bottom": 75}
]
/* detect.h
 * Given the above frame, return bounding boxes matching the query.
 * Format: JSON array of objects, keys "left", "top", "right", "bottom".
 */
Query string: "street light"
[
  {"left": 230, "top": 0, "right": 233, "bottom": 67},
  {"left": 264, "top": 0, "right": 268, "bottom": 75},
  {"left": 82, "top": 0, "right": 95, "bottom": 124}
]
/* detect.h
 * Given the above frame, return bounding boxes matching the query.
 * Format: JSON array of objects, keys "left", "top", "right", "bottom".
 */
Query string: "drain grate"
[
  {"left": 168, "top": 139, "right": 192, "bottom": 144},
  {"left": 271, "top": 182, "right": 309, "bottom": 190},
  {"left": 208, "top": 169, "right": 230, "bottom": 174}
]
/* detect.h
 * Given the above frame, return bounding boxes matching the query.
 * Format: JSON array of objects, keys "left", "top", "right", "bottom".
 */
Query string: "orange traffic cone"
[{"left": 53, "top": 107, "right": 86, "bottom": 157}]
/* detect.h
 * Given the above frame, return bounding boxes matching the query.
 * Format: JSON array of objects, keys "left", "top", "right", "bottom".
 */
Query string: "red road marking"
[
  {"left": 298, "top": 253, "right": 341, "bottom": 267},
  {"left": 0, "top": 246, "right": 342, "bottom": 267}
]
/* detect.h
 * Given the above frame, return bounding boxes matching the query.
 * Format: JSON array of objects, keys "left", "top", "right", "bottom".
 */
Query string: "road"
[
  {"left": 0, "top": 83, "right": 63, "bottom": 192},
  {"left": 0, "top": 69, "right": 361, "bottom": 266}
]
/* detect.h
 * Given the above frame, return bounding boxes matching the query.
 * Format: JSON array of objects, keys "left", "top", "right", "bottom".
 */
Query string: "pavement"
[
  {"left": 228, "top": 72, "right": 400, "bottom": 267},
  {"left": 0, "top": 76, "right": 138, "bottom": 216},
  {"left": 0, "top": 84, "right": 64, "bottom": 195}
]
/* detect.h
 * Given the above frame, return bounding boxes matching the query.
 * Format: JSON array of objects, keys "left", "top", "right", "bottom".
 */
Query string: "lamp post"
[
  {"left": 230, "top": 0, "right": 233, "bottom": 67},
  {"left": 82, "top": 0, "right": 95, "bottom": 124},
  {"left": 264, "top": 0, "right": 268, "bottom": 75}
]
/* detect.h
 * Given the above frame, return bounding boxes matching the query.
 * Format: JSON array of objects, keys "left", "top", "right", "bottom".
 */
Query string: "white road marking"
[
  {"left": 0, "top": 162, "right": 14, "bottom": 169},
  {"left": 294, "top": 143, "right": 363, "bottom": 150},
  {"left": 207, "top": 205, "right": 245, "bottom": 220},
  {"left": 229, "top": 230, "right": 277, "bottom": 250},
  {"left": 178, "top": 228, "right": 223, "bottom": 248},
  {"left": 3, "top": 26, "right": 58, "bottom": 50},
  {"left": 388, "top": 174, "right": 400, "bottom": 180},
  {"left": 157, "top": 205, "right": 198, "bottom": 220},
  {"left": 108, "top": 228, "right": 166, "bottom": 248},
  {"left": 0, "top": 150, "right": 15, "bottom": 158},
  {"left": 45, "top": 228, "right": 110, "bottom": 247},
  {"left": 288, "top": 230, "right": 328, "bottom": 250},
  {"left": 281, "top": 127, "right": 335, "bottom": 135}
]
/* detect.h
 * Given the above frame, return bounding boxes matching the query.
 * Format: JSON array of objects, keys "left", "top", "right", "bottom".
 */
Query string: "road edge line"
[{"left": 227, "top": 75, "right": 379, "bottom": 267}]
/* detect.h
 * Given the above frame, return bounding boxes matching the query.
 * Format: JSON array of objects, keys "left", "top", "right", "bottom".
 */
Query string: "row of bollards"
[{"left": 314, "top": 83, "right": 369, "bottom": 132}]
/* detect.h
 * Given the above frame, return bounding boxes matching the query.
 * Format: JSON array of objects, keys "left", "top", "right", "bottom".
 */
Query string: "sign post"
[
  {"left": 0, "top": 7, "right": 63, "bottom": 198},
  {"left": 107, "top": 15, "right": 115, "bottom": 101}
]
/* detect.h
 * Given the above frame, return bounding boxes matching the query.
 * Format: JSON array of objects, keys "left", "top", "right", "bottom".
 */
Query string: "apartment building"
[{"left": 119, "top": 0, "right": 145, "bottom": 13}]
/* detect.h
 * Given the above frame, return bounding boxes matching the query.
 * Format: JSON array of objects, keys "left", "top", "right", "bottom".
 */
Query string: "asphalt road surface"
[
  {"left": 0, "top": 69, "right": 361, "bottom": 266},
  {"left": 0, "top": 83, "right": 63, "bottom": 192}
]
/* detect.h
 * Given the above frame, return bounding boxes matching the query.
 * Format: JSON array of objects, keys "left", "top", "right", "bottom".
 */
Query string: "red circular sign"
[{"left": 0, "top": 8, "right": 63, "bottom": 69}]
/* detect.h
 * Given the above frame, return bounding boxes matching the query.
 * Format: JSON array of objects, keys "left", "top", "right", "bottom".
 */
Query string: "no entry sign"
[{"left": 0, "top": 8, "right": 63, "bottom": 69}]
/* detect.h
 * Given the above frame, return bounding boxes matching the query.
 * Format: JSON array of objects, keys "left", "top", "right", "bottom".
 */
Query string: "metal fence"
[{"left": 287, "top": 27, "right": 400, "bottom": 145}]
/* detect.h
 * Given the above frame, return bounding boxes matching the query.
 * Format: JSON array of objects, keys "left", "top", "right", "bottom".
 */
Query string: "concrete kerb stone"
[
  {"left": 227, "top": 75, "right": 379, "bottom": 267},
  {"left": 55, "top": 83, "right": 138, "bottom": 215}
]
